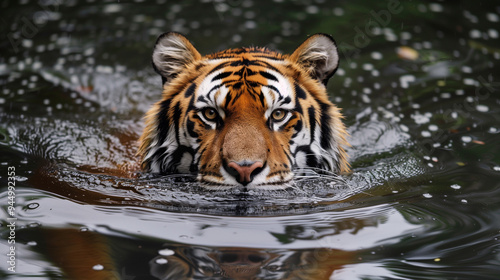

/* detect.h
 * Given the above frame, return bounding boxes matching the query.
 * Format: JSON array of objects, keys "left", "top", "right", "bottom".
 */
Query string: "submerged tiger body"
[{"left": 138, "top": 32, "right": 349, "bottom": 189}]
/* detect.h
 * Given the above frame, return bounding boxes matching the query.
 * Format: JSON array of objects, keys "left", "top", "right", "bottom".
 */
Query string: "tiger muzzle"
[{"left": 221, "top": 119, "right": 268, "bottom": 185}]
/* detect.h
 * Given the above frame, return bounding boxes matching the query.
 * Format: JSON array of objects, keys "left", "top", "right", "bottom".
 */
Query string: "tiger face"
[{"left": 138, "top": 32, "right": 349, "bottom": 189}]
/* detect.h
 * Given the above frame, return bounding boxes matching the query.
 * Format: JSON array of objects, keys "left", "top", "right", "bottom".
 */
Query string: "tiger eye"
[
  {"left": 271, "top": 109, "right": 287, "bottom": 121},
  {"left": 203, "top": 108, "right": 218, "bottom": 120}
]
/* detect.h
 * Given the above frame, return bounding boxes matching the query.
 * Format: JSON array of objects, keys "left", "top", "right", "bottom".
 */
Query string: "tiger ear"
[
  {"left": 152, "top": 32, "right": 202, "bottom": 84},
  {"left": 290, "top": 33, "right": 339, "bottom": 85}
]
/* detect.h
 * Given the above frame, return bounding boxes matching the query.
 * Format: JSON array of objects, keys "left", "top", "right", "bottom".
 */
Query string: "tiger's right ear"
[{"left": 152, "top": 32, "right": 202, "bottom": 84}]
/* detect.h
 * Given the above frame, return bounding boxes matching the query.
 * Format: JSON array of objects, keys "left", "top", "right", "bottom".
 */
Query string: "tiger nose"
[{"left": 226, "top": 161, "right": 264, "bottom": 185}]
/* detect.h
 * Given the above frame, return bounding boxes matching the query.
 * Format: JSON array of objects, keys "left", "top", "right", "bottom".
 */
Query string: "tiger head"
[{"left": 138, "top": 32, "right": 349, "bottom": 189}]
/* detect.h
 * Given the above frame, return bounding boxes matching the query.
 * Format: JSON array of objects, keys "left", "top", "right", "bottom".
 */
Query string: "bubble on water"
[
  {"left": 470, "top": 29, "right": 482, "bottom": 39},
  {"left": 104, "top": 4, "right": 122, "bottom": 13},
  {"left": 423, "top": 193, "right": 433, "bottom": 198},
  {"left": 92, "top": 264, "right": 104, "bottom": 271},
  {"left": 400, "top": 75, "right": 415, "bottom": 88},
  {"left": 450, "top": 184, "right": 461, "bottom": 190},
  {"left": 399, "top": 124, "right": 409, "bottom": 132},
  {"left": 493, "top": 166, "right": 500, "bottom": 172},
  {"left": 460, "top": 66, "right": 473, "bottom": 73},
  {"left": 401, "top": 31, "right": 412, "bottom": 40},
  {"left": 428, "top": 124, "right": 438, "bottom": 131},
  {"left": 440, "top": 92, "right": 451, "bottom": 99},
  {"left": 463, "top": 78, "right": 476, "bottom": 85},
  {"left": 158, "top": 249, "right": 175, "bottom": 256},
  {"left": 429, "top": 3, "right": 443, "bottom": 12},
  {"left": 232, "top": 34, "right": 242, "bottom": 43},
  {"left": 155, "top": 258, "right": 168, "bottom": 264},
  {"left": 461, "top": 136, "right": 472, "bottom": 143},
  {"left": 421, "top": 130, "right": 431, "bottom": 137},
  {"left": 371, "top": 52, "right": 382, "bottom": 60},
  {"left": 486, "top": 13, "right": 499, "bottom": 22},
  {"left": 26, "top": 203, "right": 40, "bottom": 210},
  {"left": 332, "top": 7, "right": 344, "bottom": 16},
  {"left": 96, "top": 65, "right": 113, "bottom": 74},
  {"left": 361, "top": 95, "right": 371, "bottom": 103},
  {"left": 476, "top": 105, "right": 489, "bottom": 112},
  {"left": 245, "top": 21, "right": 257, "bottom": 29},
  {"left": 411, "top": 112, "right": 431, "bottom": 124},
  {"left": 306, "top": 5, "right": 319, "bottom": 14},
  {"left": 461, "top": 199, "right": 468, "bottom": 204},
  {"left": 362, "top": 63, "right": 373, "bottom": 71},
  {"left": 488, "top": 29, "right": 499, "bottom": 39}
]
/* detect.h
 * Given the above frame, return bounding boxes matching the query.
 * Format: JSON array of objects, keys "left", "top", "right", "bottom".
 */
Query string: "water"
[{"left": 1, "top": 0, "right": 500, "bottom": 279}]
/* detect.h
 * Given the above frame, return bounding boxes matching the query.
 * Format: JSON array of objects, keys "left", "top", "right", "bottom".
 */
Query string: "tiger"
[{"left": 137, "top": 32, "right": 349, "bottom": 190}]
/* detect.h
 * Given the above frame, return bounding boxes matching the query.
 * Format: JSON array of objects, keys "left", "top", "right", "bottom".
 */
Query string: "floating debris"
[{"left": 397, "top": 46, "right": 419, "bottom": 60}]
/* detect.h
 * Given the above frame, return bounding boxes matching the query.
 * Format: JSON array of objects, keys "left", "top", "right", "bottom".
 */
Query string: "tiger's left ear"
[
  {"left": 152, "top": 32, "right": 202, "bottom": 84},
  {"left": 290, "top": 33, "right": 339, "bottom": 86}
]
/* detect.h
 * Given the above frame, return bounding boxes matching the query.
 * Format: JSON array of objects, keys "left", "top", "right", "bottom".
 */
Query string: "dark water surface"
[{"left": 1, "top": 0, "right": 500, "bottom": 279}]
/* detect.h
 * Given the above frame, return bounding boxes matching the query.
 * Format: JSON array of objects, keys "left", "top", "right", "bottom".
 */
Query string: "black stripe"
[
  {"left": 259, "top": 71, "right": 278, "bottom": 82},
  {"left": 157, "top": 98, "right": 172, "bottom": 145},
  {"left": 208, "top": 84, "right": 223, "bottom": 98},
  {"left": 294, "top": 146, "right": 319, "bottom": 168},
  {"left": 294, "top": 94, "right": 303, "bottom": 115},
  {"left": 207, "top": 61, "right": 231, "bottom": 75},
  {"left": 264, "top": 85, "right": 281, "bottom": 99},
  {"left": 197, "top": 95, "right": 208, "bottom": 104},
  {"left": 253, "top": 55, "right": 284, "bottom": 61},
  {"left": 211, "top": 71, "right": 232, "bottom": 82},
  {"left": 184, "top": 83, "right": 197, "bottom": 98},
  {"left": 295, "top": 83, "right": 307, "bottom": 99},
  {"left": 292, "top": 119, "right": 302, "bottom": 138},
  {"left": 307, "top": 106, "right": 316, "bottom": 144},
  {"left": 282, "top": 96, "right": 291, "bottom": 104},
  {"left": 186, "top": 118, "right": 198, "bottom": 138},
  {"left": 172, "top": 102, "right": 182, "bottom": 144},
  {"left": 319, "top": 102, "right": 333, "bottom": 150}
]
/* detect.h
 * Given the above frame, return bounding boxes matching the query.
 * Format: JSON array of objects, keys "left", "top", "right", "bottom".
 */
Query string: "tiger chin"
[{"left": 137, "top": 32, "right": 350, "bottom": 190}]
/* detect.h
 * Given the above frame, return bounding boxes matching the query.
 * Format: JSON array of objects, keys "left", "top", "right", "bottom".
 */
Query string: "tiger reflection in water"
[{"left": 150, "top": 246, "right": 353, "bottom": 280}]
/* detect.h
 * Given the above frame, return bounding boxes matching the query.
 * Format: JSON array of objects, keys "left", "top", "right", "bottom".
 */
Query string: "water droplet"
[
  {"left": 27, "top": 241, "right": 37, "bottom": 246},
  {"left": 493, "top": 166, "right": 500, "bottom": 172},
  {"left": 487, "top": 13, "right": 499, "bottom": 22},
  {"left": 155, "top": 258, "right": 168, "bottom": 264},
  {"left": 429, "top": 3, "right": 443, "bottom": 12},
  {"left": 371, "top": 52, "right": 383, "bottom": 60},
  {"left": 26, "top": 203, "right": 40, "bottom": 210},
  {"left": 469, "top": 29, "right": 481, "bottom": 39},
  {"left": 423, "top": 193, "right": 433, "bottom": 198},
  {"left": 461, "top": 136, "right": 472, "bottom": 143},
  {"left": 476, "top": 105, "right": 489, "bottom": 112},
  {"left": 461, "top": 199, "right": 468, "bottom": 204},
  {"left": 158, "top": 249, "right": 175, "bottom": 256},
  {"left": 450, "top": 184, "right": 461, "bottom": 190},
  {"left": 92, "top": 264, "right": 104, "bottom": 271}
]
